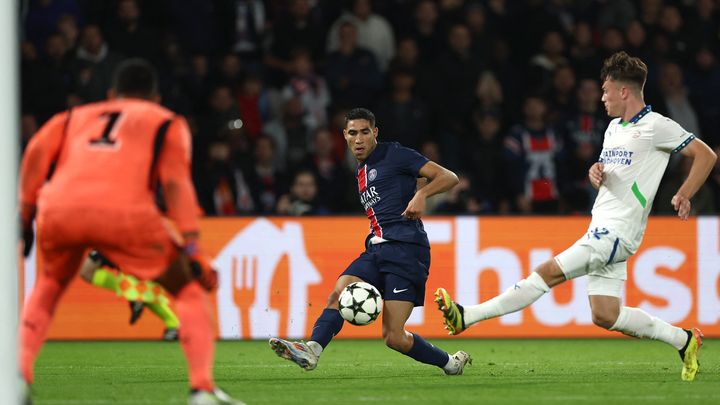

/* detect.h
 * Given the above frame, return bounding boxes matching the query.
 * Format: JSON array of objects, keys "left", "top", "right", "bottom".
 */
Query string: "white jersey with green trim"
[{"left": 590, "top": 107, "right": 694, "bottom": 253}]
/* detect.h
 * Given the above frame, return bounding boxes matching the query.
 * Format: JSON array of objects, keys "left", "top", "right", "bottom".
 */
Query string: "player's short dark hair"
[
  {"left": 345, "top": 107, "right": 376, "bottom": 127},
  {"left": 600, "top": 51, "right": 648, "bottom": 91},
  {"left": 112, "top": 58, "right": 158, "bottom": 98}
]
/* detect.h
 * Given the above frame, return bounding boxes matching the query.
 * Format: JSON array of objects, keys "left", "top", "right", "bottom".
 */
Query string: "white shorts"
[{"left": 554, "top": 226, "right": 630, "bottom": 297}]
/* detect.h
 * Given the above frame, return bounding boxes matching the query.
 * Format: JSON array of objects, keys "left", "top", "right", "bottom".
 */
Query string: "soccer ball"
[{"left": 338, "top": 282, "right": 383, "bottom": 325}]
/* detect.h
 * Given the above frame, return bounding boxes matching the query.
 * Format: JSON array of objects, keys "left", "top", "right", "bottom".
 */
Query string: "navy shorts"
[{"left": 341, "top": 241, "right": 430, "bottom": 306}]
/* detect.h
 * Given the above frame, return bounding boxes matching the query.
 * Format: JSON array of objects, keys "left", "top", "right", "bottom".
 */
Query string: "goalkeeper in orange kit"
[{"left": 19, "top": 59, "right": 242, "bottom": 404}]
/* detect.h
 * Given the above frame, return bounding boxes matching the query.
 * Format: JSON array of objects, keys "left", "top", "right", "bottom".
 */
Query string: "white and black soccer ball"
[{"left": 338, "top": 282, "right": 383, "bottom": 326}]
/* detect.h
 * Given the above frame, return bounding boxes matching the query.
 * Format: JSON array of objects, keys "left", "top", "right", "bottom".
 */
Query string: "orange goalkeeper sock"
[
  {"left": 19, "top": 274, "right": 68, "bottom": 383},
  {"left": 174, "top": 282, "right": 215, "bottom": 391}
]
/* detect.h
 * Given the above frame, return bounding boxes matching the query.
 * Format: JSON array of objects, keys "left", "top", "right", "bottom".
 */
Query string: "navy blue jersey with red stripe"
[{"left": 356, "top": 142, "right": 430, "bottom": 247}]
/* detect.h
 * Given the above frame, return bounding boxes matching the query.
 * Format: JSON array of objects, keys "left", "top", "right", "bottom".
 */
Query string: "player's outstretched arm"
[
  {"left": 672, "top": 138, "right": 717, "bottom": 220},
  {"left": 402, "top": 161, "right": 459, "bottom": 220}
]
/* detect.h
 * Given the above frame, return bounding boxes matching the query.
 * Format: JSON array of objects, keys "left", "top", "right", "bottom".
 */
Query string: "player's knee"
[
  {"left": 325, "top": 289, "right": 343, "bottom": 309},
  {"left": 591, "top": 310, "right": 618, "bottom": 330},
  {"left": 78, "top": 259, "right": 96, "bottom": 283}
]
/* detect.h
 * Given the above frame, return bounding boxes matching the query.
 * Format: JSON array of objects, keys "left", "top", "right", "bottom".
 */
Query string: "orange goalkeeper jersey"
[{"left": 20, "top": 98, "right": 200, "bottom": 234}]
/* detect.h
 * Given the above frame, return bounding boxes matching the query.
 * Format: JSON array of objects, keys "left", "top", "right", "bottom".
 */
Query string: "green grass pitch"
[{"left": 32, "top": 339, "right": 718, "bottom": 404}]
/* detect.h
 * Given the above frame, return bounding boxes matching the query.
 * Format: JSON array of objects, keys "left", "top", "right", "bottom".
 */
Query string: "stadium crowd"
[{"left": 21, "top": 0, "right": 720, "bottom": 216}]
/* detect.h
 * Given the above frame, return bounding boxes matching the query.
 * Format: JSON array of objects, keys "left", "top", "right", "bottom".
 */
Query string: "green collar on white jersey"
[{"left": 620, "top": 105, "right": 652, "bottom": 127}]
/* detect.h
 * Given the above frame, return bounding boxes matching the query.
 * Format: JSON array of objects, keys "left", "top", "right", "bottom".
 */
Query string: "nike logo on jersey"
[{"left": 393, "top": 288, "right": 409, "bottom": 293}]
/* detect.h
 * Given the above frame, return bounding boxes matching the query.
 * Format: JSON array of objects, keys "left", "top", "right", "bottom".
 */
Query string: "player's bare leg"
[
  {"left": 269, "top": 275, "right": 362, "bottom": 370},
  {"left": 383, "top": 300, "right": 471, "bottom": 375},
  {"left": 593, "top": 295, "right": 702, "bottom": 381},
  {"left": 436, "top": 259, "right": 559, "bottom": 334}
]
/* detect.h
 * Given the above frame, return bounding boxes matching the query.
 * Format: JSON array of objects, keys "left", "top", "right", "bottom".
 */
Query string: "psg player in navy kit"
[{"left": 270, "top": 108, "right": 472, "bottom": 375}]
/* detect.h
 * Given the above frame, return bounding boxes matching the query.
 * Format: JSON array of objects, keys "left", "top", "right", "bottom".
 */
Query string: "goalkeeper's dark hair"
[
  {"left": 112, "top": 58, "right": 159, "bottom": 98},
  {"left": 345, "top": 107, "right": 376, "bottom": 128},
  {"left": 600, "top": 51, "right": 648, "bottom": 92}
]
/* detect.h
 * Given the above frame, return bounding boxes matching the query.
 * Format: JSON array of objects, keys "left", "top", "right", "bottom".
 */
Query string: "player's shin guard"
[
  {"left": 309, "top": 308, "right": 344, "bottom": 349},
  {"left": 174, "top": 282, "right": 214, "bottom": 391},
  {"left": 405, "top": 333, "right": 449, "bottom": 368},
  {"left": 610, "top": 306, "right": 688, "bottom": 349},
  {"left": 19, "top": 273, "right": 69, "bottom": 383},
  {"left": 463, "top": 272, "right": 550, "bottom": 326}
]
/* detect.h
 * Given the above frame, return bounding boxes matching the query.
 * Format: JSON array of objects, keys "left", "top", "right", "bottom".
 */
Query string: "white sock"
[
  {"left": 463, "top": 272, "right": 550, "bottom": 326},
  {"left": 307, "top": 340, "right": 323, "bottom": 357},
  {"left": 610, "top": 306, "right": 688, "bottom": 349},
  {"left": 442, "top": 354, "right": 458, "bottom": 373}
]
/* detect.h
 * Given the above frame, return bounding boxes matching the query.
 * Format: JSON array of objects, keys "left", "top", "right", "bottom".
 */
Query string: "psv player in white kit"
[{"left": 435, "top": 52, "right": 717, "bottom": 381}]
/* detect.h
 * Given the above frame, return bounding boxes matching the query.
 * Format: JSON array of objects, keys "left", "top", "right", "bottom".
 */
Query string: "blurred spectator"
[
  {"left": 56, "top": 14, "right": 79, "bottom": 52},
  {"left": 599, "top": 27, "right": 625, "bottom": 60},
  {"left": 276, "top": 170, "right": 330, "bottom": 216},
  {"left": 264, "top": 0, "right": 324, "bottom": 87},
  {"left": 217, "top": 53, "right": 246, "bottom": 92},
  {"left": 105, "top": 0, "right": 160, "bottom": 64},
  {"left": 464, "top": 1, "right": 492, "bottom": 61},
  {"left": 596, "top": 0, "right": 636, "bottom": 31},
  {"left": 569, "top": 21, "right": 601, "bottom": 80},
  {"left": 237, "top": 74, "right": 270, "bottom": 140},
  {"left": 686, "top": 0, "right": 720, "bottom": 49},
  {"left": 326, "top": 0, "right": 395, "bottom": 71},
  {"left": 224, "top": 0, "right": 268, "bottom": 64},
  {"left": 655, "top": 153, "right": 716, "bottom": 215},
  {"left": 503, "top": 95, "right": 564, "bottom": 214},
  {"left": 373, "top": 68, "right": 428, "bottom": 150},
  {"left": 686, "top": 47, "right": 720, "bottom": 147},
  {"left": 404, "top": 0, "right": 444, "bottom": 65},
  {"left": 433, "top": 173, "right": 481, "bottom": 214},
  {"left": 474, "top": 70, "right": 504, "bottom": 122},
  {"left": 529, "top": 31, "right": 568, "bottom": 91},
  {"left": 22, "top": 33, "right": 70, "bottom": 122},
  {"left": 325, "top": 21, "right": 383, "bottom": 109},
  {"left": 263, "top": 96, "right": 313, "bottom": 171},
  {"left": 658, "top": 5, "right": 689, "bottom": 62},
  {"left": 303, "top": 127, "right": 355, "bottom": 213},
  {"left": 652, "top": 62, "right": 701, "bottom": 138},
  {"left": 639, "top": 0, "right": 664, "bottom": 29},
  {"left": 546, "top": 64, "right": 577, "bottom": 125},
  {"left": 24, "top": 0, "right": 81, "bottom": 52},
  {"left": 625, "top": 20, "right": 651, "bottom": 61},
  {"left": 196, "top": 85, "right": 242, "bottom": 165},
  {"left": 281, "top": 49, "right": 331, "bottom": 132},
  {"left": 461, "top": 111, "right": 506, "bottom": 213},
  {"left": 181, "top": 53, "right": 213, "bottom": 115},
  {"left": 709, "top": 145, "right": 720, "bottom": 211},
  {"left": 195, "top": 136, "right": 256, "bottom": 216},
  {"left": 487, "top": 38, "right": 524, "bottom": 123},
  {"left": 247, "top": 136, "right": 286, "bottom": 214},
  {"left": 387, "top": 37, "right": 434, "bottom": 108},
  {"left": 558, "top": 78, "right": 607, "bottom": 214},
  {"left": 433, "top": 23, "right": 484, "bottom": 163},
  {"left": 69, "top": 24, "right": 124, "bottom": 103}
]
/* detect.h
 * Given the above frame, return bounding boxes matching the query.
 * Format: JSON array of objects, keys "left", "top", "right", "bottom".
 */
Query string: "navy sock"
[
  {"left": 405, "top": 333, "right": 449, "bottom": 368},
  {"left": 309, "top": 308, "right": 344, "bottom": 348}
]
